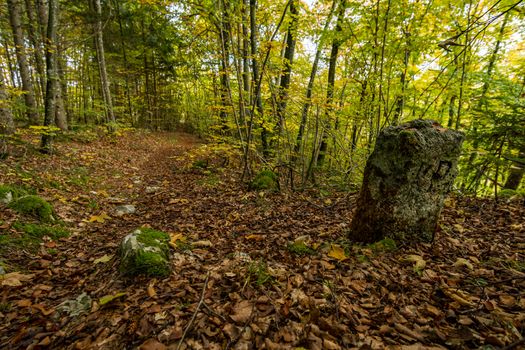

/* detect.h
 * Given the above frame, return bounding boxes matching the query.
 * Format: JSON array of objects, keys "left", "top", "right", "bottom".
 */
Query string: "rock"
[
  {"left": 56, "top": 292, "right": 92, "bottom": 317},
  {"left": 349, "top": 120, "right": 464, "bottom": 243},
  {"left": 0, "top": 191, "right": 12, "bottom": 205},
  {"left": 145, "top": 186, "right": 161, "bottom": 194},
  {"left": 115, "top": 204, "right": 136, "bottom": 216},
  {"left": 119, "top": 228, "right": 171, "bottom": 277},
  {"left": 0, "top": 265, "right": 5, "bottom": 275},
  {"left": 8, "top": 195, "right": 55, "bottom": 222}
]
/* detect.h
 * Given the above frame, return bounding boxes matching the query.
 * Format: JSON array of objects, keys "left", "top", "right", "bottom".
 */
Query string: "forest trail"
[{"left": 1, "top": 131, "right": 524, "bottom": 349}]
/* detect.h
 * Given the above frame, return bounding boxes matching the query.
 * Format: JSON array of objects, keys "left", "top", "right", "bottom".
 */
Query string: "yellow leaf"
[
  {"left": 402, "top": 254, "right": 426, "bottom": 272},
  {"left": 88, "top": 213, "right": 111, "bottom": 223},
  {"left": 328, "top": 244, "right": 348, "bottom": 261},
  {"left": 169, "top": 233, "right": 186, "bottom": 249},
  {"left": 99, "top": 292, "right": 126, "bottom": 306},
  {"left": 245, "top": 234, "right": 264, "bottom": 241},
  {"left": 93, "top": 254, "right": 113, "bottom": 264},
  {"left": 453, "top": 258, "right": 473, "bottom": 270}
]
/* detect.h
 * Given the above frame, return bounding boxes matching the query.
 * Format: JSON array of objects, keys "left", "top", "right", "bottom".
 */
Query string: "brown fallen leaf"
[
  {"left": 0, "top": 272, "right": 35, "bottom": 287},
  {"left": 230, "top": 300, "right": 253, "bottom": 324},
  {"left": 32, "top": 304, "right": 55, "bottom": 316},
  {"left": 138, "top": 339, "right": 167, "bottom": 350},
  {"left": 17, "top": 299, "right": 32, "bottom": 307},
  {"left": 147, "top": 280, "right": 157, "bottom": 298}
]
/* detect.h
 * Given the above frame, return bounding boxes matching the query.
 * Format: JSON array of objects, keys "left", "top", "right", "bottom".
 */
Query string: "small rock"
[
  {"left": 115, "top": 205, "right": 136, "bottom": 216},
  {"left": 145, "top": 186, "right": 161, "bottom": 194},
  {"left": 0, "top": 191, "right": 13, "bottom": 205},
  {"left": 0, "top": 265, "right": 6, "bottom": 275},
  {"left": 56, "top": 293, "right": 92, "bottom": 317}
]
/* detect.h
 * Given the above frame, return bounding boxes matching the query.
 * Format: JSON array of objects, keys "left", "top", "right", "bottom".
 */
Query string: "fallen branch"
[
  {"left": 501, "top": 337, "right": 525, "bottom": 350},
  {"left": 177, "top": 272, "right": 210, "bottom": 350}
]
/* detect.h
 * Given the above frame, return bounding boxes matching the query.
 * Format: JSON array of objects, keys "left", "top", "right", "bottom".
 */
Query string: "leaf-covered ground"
[{"left": 0, "top": 131, "right": 524, "bottom": 350}]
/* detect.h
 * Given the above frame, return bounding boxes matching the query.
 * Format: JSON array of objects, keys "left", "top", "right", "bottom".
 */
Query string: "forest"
[{"left": 0, "top": 0, "right": 524, "bottom": 349}]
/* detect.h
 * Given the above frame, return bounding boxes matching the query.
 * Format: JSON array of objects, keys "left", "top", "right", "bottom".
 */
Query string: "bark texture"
[{"left": 349, "top": 120, "right": 464, "bottom": 243}]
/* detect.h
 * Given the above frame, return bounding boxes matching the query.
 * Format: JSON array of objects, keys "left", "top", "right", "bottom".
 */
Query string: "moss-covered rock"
[
  {"left": 0, "top": 185, "right": 27, "bottom": 205},
  {"left": 119, "top": 228, "right": 171, "bottom": 277},
  {"left": 250, "top": 170, "right": 279, "bottom": 191},
  {"left": 8, "top": 195, "right": 54, "bottom": 222}
]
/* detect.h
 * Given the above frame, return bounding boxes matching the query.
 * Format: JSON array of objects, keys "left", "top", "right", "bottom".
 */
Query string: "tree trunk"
[
  {"left": 24, "top": 0, "right": 46, "bottom": 101},
  {"left": 0, "top": 67, "right": 15, "bottom": 158},
  {"left": 293, "top": 0, "right": 338, "bottom": 163},
  {"left": 92, "top": 0, "right": 115, "bottom": 125},
  {"left": 218, "top": 0, "right": 231, "bottom": 132},
  {"left": 316, "top": 0, "right": 346, "bottom": 166},
  {"left": 504, "top": 147, "right": 525, "bottom": 190},
  {"left": 40, "top": 0, "right": 58, "bottom": 154},
  {"left": 275, "top": 0, "right": 298, "bottom": 135},
  {"left": 7, "top": 0, "right": 39, "bottom": 125},
  {"left": 249, "top": 0, "right": 269, "bottom": 157}
]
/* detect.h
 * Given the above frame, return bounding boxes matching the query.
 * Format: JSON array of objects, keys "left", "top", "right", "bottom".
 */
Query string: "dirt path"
[{"left": 1, "top": 131, "right": 524, "bottom": 349}]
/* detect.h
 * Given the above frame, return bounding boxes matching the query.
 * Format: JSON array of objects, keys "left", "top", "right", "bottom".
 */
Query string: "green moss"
[
  {"left": 192, "top": 159, "right": 208, "bottom": 169},
  {"left": 132, "top": 250, "right": 171, "bottom": 277},
  {"left": 498, "top": 189, "right": 523, "bottom": 198},
  {"left": 13, "top": 222, "right": 69, "bottom": 240},
  {"left": 287, "top": 241, "right": 316, "bottom": 256},
  {"left": 0, "top": 184, "right": 28, "bottom": 202},
  {"left": 137, "top": 228, "right": 170, "bottom": 254},
  {"left": 368, "top": 237, "right": 397, "bottom": 252},
  {"left": 8, "top": 195, "right": 54, "bottom": 222},
  {"left": 250, "top": 170, "right": 279, "bottom": 191},
  {"left": 247, "top": 260, "right": 273, "bottom": 286}
]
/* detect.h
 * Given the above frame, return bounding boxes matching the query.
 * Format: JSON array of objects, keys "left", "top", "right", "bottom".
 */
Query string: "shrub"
[{"left": 250, "top": 170, "right": 279, "bottom": 191}]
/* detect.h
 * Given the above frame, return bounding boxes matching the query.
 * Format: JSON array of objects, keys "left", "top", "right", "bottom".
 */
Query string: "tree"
[
  {"left": 0, "top": 65, "right": 15, "bottom": 157},
  {"left": 7, "top": 0, "right": 39, "bottom": 125},
  {"left": 40, "top": 0, "right": 58, "bottom": 153}
]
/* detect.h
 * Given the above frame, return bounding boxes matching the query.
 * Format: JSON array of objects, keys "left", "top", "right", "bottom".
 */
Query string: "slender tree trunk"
[
  {"left": 114, "top": 0, "right": 133, "bottom": 122},
  {"left": 275, "top": 0, "right": 298, "bottom": 135},
  {"left": 24, "top": 0, "right": 46, "bottom": 100},
  {"left": 293, "top": 0, "right": 338, "bottom": 163},
  {"left": 504, "top": 146, "right": 525, "bottom": 190},
  {"left": 218, "top": 0, "right": 231, "bottom": 132},
  {"left": 316, "top": 0, "right": 346, "bottom": 166},
  {"left": 249, "top": 0, "right": 269, "bottom": 157},
  {"left": 0, "top": 67, "right": 15, "bottom": 158},
  {"left": 7, "top": 0, "right": 39, "bottom": 125},
  {"left": 92, "top": 0, "right": 115, "bottom": 125},
  {"left": 40, "top": 0, "right": 58, "bottom": 153}
]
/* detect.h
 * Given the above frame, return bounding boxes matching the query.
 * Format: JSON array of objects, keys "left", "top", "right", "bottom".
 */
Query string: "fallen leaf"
[
  {"left": 93, "top": 254, "right": 113, "bottom": 264},
  {"left": 17, "top": 299, "right": 32, "bottom": 307},
  {"left": 402, "top": 254, "right": 426, "bottom": 272},
  {"left": 88, "top": 213, "right": 111, "bottom": 223},
  {"left": 498, "top": 295, "right": 516, "bottom": 307},
  {"left": 193, "top": 240, "right": 212, "bottom": 248},
  {"left": 453, "top": 258, "right": 473, "bottom": 270},
  {"left": 138, "top": 339, "right": 167, "bottom": 350},
  {"left": 32, "top": 303, "right": 55, "bottom": 316},
  {"left": 327, "top": 244, "right": 348, "bottom": 261},
  {"left": 230, "top": 300, "right": 253, "bottom": 324},
  {"left": 99, "top": 292, "right": 126, "bottom": 306},
  {"left": 245, "top": 234, "right": 264, "bottom": 241},
  {"left": 0, "top": 272, "right": 35, "bottom": 287},
  {"left": 147, "top": 281, "right": 157, "bottom": 298}
]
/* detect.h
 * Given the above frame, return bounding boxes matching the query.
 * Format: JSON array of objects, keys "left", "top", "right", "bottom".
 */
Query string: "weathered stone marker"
[
  {"left": 119, "top": 228, "right": 171, "bottom": 277},
  {"left": 349, "top": 120, "right": 464, "bottom": 243}
]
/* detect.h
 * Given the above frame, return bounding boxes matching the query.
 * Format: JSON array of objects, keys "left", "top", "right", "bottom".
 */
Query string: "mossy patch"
[
  {"left": 368, "top": 237, "right": 397, "bottom": 252},
  {"left": 287, "top": 241, "right": 316, "bottom": 256},
  {"left": 13, "top": 222, "right": 69, "bottom": 240},
  {"left": 250, "top": 170, "right": 279, "bottom": 191},
  {"left": 8, "top": 195, "right": 54, "bottom": 222},
  {"left": 192, "top": 159, "right": 209, "bottom": 169},
  {"left": 247, "top": 260, "right": 273, "bottom": 287},
  {"left": 498, "top": 189, "right": 524, "bottom": 199},
  {"left": 0, "top": 222, "right": 69, "bottom": 251},
  {"left": 119, "top": 228, "right": 171, "bottom": 277}
]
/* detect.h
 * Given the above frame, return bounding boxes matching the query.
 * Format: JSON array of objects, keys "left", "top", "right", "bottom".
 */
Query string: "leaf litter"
[{"left": 0, "top": 131, "right": 523, "bottom": 349}]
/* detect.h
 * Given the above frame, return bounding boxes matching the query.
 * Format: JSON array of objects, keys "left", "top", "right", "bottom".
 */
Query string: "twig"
[
  {"left": 501, "top": 337, "right": 525, "bottom": 350},
  {"left": 177, "top": 272, "right": 210, "bottom": 350}
]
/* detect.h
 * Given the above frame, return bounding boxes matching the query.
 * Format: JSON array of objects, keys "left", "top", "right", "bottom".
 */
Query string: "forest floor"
[{"left": 0, "top": 131, "right": 524, "bottom": 350}]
